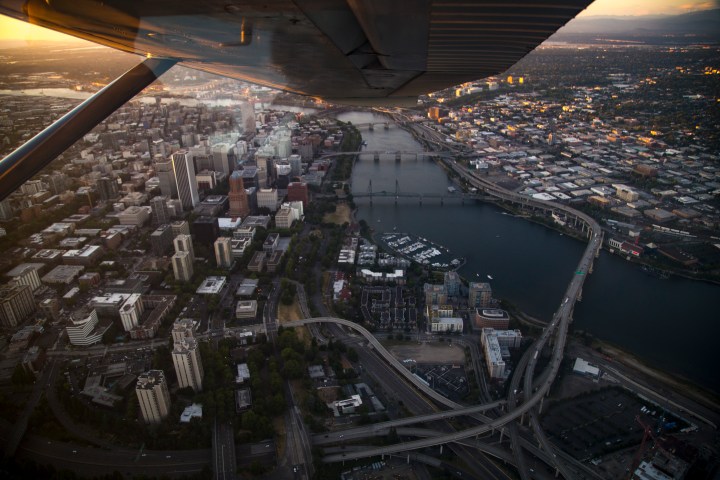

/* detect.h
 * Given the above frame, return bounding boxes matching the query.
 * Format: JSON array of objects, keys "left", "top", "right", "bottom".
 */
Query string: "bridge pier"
[
  {"left": 395, "top": 152, "right": 401, "bottom": 162},
  {"left": 440, "top": 196, "right": 444, "bottom": 206},
  {"left": 374, "top": 152, "right": 380, "bottom": 162},
  {"left": 384, "top": 122, "right": 389, "bottom": 130},
  {"left": 419, "top": 195, "right": 423, "bottom": 206},
  {"left": 368, "top": 124, "right": 374, "bottom": 131}
]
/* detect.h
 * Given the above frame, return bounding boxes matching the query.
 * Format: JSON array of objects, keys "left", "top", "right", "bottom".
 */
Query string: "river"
[{"left": 340, "top": 111, "right": 720, "bottom": 394}]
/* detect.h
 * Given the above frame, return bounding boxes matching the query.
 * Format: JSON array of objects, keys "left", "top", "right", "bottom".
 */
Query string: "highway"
[
  {"left": 212, "top": 420, "right": 237, "bottom": 480},
  {"left": 312, "top": 400, "right": 505, "bottom": 446},
  {"left": 286, "top": 317, "right": 470, "bottom": 411}
]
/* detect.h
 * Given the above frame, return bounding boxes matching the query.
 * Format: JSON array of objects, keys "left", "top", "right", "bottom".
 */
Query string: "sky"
[{"left": 0, "top": 0, "right": 717, "bottom": 42}]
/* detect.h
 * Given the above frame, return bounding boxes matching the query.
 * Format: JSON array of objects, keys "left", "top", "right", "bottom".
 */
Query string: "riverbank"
[{"left": 580, "top": 337, "right": 720, "bottom": 412}]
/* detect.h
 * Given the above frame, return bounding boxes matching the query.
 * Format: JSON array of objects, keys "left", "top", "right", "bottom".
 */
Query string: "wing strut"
[{"left": 0, "top": 57, "right": 177, "bottom": 202}]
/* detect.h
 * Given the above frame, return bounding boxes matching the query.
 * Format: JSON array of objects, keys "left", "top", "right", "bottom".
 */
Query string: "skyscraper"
[
  {"left": 154, "top": 152, "right": 200, "bottom": 210},
  {"left": 119, "top": 294, "right": 144, "bottom": 332},
  {"left": 172, "top": 251, "right": 194, "bottom": 282},
  {"left": 173, "top": 234, "right": 195, "bottom": 263},
  {"left": 211, "top": 143, "right": 232, "bottom": 176},
  {"left": 288, "top": 154, "right": 302, "bottom": 178},
  {"left": 136, "top": 370, "right": 171, "bottom": 424},
  {"left": 171, "top": 151, "right": 200, "bottom": 210},
  {"left": 0, "top": 283, "right": 36, "bottom": 327},
  {"left": 151, "top": 195, "right": 171, "bottom": 225},
  {"left": 171, "top": 318, "right": 195, "bottom": 344},
  {"left": 154, "top": 158, "right": 178, "bottom": 199},
  {"left": 214, "top": 237, "right": 232, "bottom": 268},
  {"left": 96, "top": 176, "right": 119, "bottom": 201},
  {"left": 228, "top": 170, "right": 250, "bottom": 218},
  {"left": 172, "top": 337, "right": 204, "bottom": 392}
]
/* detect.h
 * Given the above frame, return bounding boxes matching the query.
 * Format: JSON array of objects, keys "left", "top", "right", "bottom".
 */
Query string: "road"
[
  {"left": 4, "top": 358, "right": 56, "bottom": 457},
  {"left": 213, "top": 420, "right": 237, "bottom": 480}
]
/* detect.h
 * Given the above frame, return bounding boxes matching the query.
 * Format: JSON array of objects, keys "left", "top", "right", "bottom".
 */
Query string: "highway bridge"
[
  {"left": 319, "top": 149, "right": 460, "bottom": 160},
  {"left": 294, "top": 132, "right": 603, "bottom": 463}
]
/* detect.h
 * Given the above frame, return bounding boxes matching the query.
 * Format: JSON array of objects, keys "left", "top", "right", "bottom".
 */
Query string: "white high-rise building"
[
  {"left": 171, "top": 318, "right": 195, "bottom": 344},
  {"left": 119, "top": 294, "right": 144, "bottom": 332},
  {"left": 173, "top": 234, "right": 195, "bottom": 262},
  {"left": 257, "top": 188, "right": 279, "bottom": 212},
  {"left": 214, "top": 237, "right": 232, "bottom": 268},
  {"left": 172, "top": 337, "right": 204, "bottom": 392},
  {"left": 65, "top": 308, "right": 106, "bottom": 346},
  {"left": 172, "top": 251, "right": 194, "bottom": 282},
  {"left": 136, "top": 370, "right": 171, "bottom": 424}
]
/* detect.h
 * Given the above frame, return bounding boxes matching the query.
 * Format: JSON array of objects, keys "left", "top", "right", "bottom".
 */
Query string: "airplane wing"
[
  {"left": 0, "top": 0, "right": 594, "bottom": 104},
  {"left": 0, "top": 0, "right": 593, "bottom": 200}
]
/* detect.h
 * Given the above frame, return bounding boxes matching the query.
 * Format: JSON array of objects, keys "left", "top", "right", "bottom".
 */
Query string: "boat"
[
  {"left": 487, "top": 275, "right": 494, "bottom": 280},
  {"left": 447, "top": 186, "right": 457, "bottom": 193}
]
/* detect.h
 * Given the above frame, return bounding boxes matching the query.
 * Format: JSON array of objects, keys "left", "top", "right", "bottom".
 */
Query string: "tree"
[
  {"left": 282, "top": 359, "right": 303, "bottom": 379},
  {"left": 11, "top": 364, "right": 34, "bottom": 385}
]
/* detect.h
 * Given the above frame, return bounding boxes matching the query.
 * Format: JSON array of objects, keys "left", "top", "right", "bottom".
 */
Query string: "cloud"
[{"left": 679, "top": 2, "right": 717, "bottom": 11}]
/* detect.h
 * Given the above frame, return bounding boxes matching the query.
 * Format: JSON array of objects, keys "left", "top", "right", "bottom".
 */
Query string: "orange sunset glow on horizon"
[{"left": 0, "top": 0, "right": 717, "bottom": 44}]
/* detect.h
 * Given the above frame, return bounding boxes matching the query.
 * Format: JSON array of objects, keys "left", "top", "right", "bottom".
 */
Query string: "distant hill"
[{"left": 551, "top": 9, "right": 720, "bottom": 44}]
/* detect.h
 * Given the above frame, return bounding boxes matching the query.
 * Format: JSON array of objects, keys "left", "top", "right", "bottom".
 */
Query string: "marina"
[{"left": 379, "top": 232, "right": 462, "bottom": 270}]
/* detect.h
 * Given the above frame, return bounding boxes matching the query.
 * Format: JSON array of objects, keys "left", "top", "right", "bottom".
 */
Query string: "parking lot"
[{"left": 541, "top": 386, "right": 688, "bottom": 461}]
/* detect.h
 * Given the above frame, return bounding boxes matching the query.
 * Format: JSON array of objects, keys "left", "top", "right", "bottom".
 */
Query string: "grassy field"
[
  {"left": 322, "top": 203, "right": 352, "bottom": 225},
  {"left": 278, "top": 297, "right": 310, "bottom": 344}
]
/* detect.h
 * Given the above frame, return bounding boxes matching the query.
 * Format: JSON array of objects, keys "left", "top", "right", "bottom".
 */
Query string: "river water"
[{"left": 340, "top": 111, "right": 719, "bottom": 394}]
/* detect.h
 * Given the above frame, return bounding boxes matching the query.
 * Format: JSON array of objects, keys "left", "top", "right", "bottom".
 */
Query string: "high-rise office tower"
[
  {"left": 155, "top": 152, "right": 200, "bottom": 210},
  {"left": 173, "top": 234, "right": 195, "bottom": 263},
  {"left": 172, "top": 251, "right": 194, "bottom": 282},
  {"left": 257, "top": 188, "right": 279, "bottom": 212},
  {"left": 151, "top": 195, "right": 171, "bottom": 225},
  {"left": 0, "top": 283, "right": 36, "bottom": 328},
  {"left": 287, "top": 182, "right": 309, "bottom": 208},
  {"left": 96, "top": 176, "right": 119, "bottom": 201},
  {"left": 154, "top": 158, "right": 178, "bottom": 199},
  {"left": 136, "top": 370, "right": 171, "bottom": 424},
  {"left": 171, "top": 151, "right": 200, "bottom": 210},
  {"left": 211, "top": 143, "right": 232, "bottom": 176},
  {"left": 288, "top": 154, "right": 302, "bottom": 178},
  {"left": 172, "top": 337, "right": 204, "bottom": 392},
  {"left": 214, "top": 237, "right": 232, "bottom": 268},
  {"left": 275, "top": 161, "right": 291, "bottom": 189},
  {"left": 228, "top": 170, "right": 250, "bottom": 218}
]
